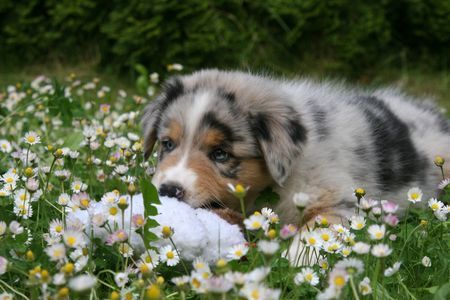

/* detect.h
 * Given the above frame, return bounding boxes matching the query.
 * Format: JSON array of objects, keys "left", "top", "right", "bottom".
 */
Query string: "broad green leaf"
[
  {"left": 140, "top": 178, "right": 161, "bottom": 247},
  {"left": 140, "top": 178, "right": 161, "bottom": 206},
  {"left": 434, "top": 283, "right": 450, "bottom": 300}
]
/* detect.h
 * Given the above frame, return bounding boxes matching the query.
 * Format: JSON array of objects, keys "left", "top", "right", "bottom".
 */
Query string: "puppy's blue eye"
[
  {"left": 210, "top": 148, "right": 229, "bottom": 163},
  {"left": 161, "top": 139, "right": 175, "bottom": 152}
]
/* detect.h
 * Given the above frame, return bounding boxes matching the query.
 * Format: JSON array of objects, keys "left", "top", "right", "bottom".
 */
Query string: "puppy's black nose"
[{"left": 159, "top": 183, "right": 185, "bottom": 200}]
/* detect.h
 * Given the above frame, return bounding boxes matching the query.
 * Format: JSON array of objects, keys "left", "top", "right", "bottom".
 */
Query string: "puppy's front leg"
[{"left": 285, "top": 191, "right": 352, "bottom": 266}]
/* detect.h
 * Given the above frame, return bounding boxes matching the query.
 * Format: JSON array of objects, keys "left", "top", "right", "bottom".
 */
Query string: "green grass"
[{"left": 0, "top": 67, "right": 448, "bottom": 299}]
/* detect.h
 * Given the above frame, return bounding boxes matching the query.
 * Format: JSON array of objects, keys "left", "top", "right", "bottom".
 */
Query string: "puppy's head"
[{"left": 142, "top": 70, "right": 307, "bottom": 210}]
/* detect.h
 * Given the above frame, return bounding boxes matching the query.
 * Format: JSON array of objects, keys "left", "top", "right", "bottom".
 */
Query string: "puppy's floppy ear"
[
  {"left": 249, "top": 107, "right": 307, "bottom": 186},
  {"left": 141, "top": 77, "right": 184, "bottom": 159}
]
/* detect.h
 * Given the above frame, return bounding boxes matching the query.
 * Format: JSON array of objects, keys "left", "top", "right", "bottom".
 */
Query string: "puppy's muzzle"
[{"left": 159, "top": 182, "right": 185, "bottom": 200}]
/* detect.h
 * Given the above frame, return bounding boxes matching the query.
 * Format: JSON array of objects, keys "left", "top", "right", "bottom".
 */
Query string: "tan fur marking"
[
  {"left": 156, "top": 151, "right": 183, "bottom": 173},
  {"left": 200, "top": 129, "right": 225, "bottom": 148},
  {"left": 167, "top": 120, "right": 183, "bottom": 142},
  {"left": 303, "top": 190, "right": 345, "bottom": 226}
]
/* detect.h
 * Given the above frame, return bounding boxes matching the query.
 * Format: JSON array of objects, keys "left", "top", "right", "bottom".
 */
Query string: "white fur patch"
[{"left": 152, "top": 154, "right": 198, "bottom": 188}]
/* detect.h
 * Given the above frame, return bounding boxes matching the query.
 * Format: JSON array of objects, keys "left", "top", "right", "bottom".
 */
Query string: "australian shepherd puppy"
[{"left": 141, "top": 69, "right": 450, "bottom": 226}]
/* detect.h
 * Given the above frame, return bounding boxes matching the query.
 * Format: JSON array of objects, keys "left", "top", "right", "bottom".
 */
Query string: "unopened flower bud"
[
  {"left": 161, "top": 226, "right": 173, "bottom": 238},
  {"left": 128, "top": 182, "right": 136, "bottom": 195},
  {"left": 434, "top": 156, "right": 445, "bottom": 167},
  {"left": 54, "top": 148, "right": 64, "bottom": 158},
  {"left": 26, "top": 250, "right": 35, "bottom": 261},
  {"left": 24, "top": 167, "right": 34, "bottom": 178},
  {"left": 267, "top": 229, "right": 277, "bottom": 240},
  {"left": 118, "top": 197, "right": 129, "bottom": 210},
  {"left": 354, "top": 188, "right": 366, "bottom": 199}
]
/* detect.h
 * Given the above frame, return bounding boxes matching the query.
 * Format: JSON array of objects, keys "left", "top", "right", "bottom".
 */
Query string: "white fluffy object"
[{"left": 68, "top": 194, "right": 245, "bottom": 263}]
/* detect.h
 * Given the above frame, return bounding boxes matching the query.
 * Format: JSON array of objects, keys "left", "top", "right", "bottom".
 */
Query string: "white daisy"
[
  {"left": 334, "top": 258, "right": 364, "bottom": 275},
  {"left": 350, "top": 215, "right": 366, "bottom": 230},
  {"left": 0, "top": 140, "right": 12, "bottom": 153},
  {"left": 438, "top": 178, "right": 450, "bottom": 190},
  {"left": 69, "top": 274, "right": 97, "bottom": 292},
  {"left": 63, "top": 230, "right": 85, "bottom": 248},
  {"left": 292, "top": 192, "right": 310, "bottom": 208},
  {"left": 1, "top": 171, "right": 19, "bottom": 188},
  {"left": 240, "top": 283, "right": 280, "bottom": 300},
  {"left": 227, "top": 243, "right": 249, "bottom": 261},
  {"left": 428, "top": 198, "right": 444, "bottom": 211},
  {"left": 294, "top": 267, "right": 319, "bottom": 286},
  {"left": 359, "top": 277, "right": 372, "bottom": 295},
  {"left": 159, "top": 245, "right": 180, "bottom": 266},
  {"left": 23, "top": 131, "right": 41, "bottom": 145},
  {"left": 371, "top": 244, "right": 392, "bottom": 257},
  {"left": 71, "top": 180, "right": 87, "bottom": 193},
  {"left": 57, "top": 193, "right": 70, "bottom": 206},
  {"left": 407, "top": 187, "right": 423, "bottom": 203},
  {"left": 421, "top": 256, "right": 431, "bottom": 267},
  {"left": 114, "top": 272, "right": 129, "bottom": 288},
  {"left": 257, "top": 240, "right": 280, "bottom": 255},
  {"left": 45, "top": 243, "right": 66, "bottom": 262},
  {"left": 384, "top": 261, "right": 401, "bottom": 277},
  {"left": 49, "top": 219, "right": 65, "bottom": 236},
  {"left": 367, "top": 224, "right": 386, "bottom": 240},
  {"left": 243, "top": 214, "right": 267, "bottom": 231},
  {"left": 352, "top": 242, "right": 371, "bottom": 254},
  {"left": 303, "top": 231, "right": 322, "bottom": 248}
]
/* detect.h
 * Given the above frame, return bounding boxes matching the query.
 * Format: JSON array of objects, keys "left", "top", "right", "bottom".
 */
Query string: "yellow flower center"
[
  {"left": 166, "top": 251, "right": 174, "bottom": 259},
  {"left": 162, "top": 226, "right": 172, "bottom": 237},
  {"left": 140, "top": 263, "right": 149, "bottom": 274},
  {"left": 356, "top": 223, "right": 363, "bottom": 229},
  {"left": 53, "top": 249, "right": 63, "bottom": 257},
  {"left": 334, "top": 275, "right": 346, "bottom": 287},
  {"left": 117, "top": 231, "right": 126, "bottom": 240},
  {"left": 252, "top": 221, "right": 261, "bottom": 228},
  {"left": 145, "top": 256, "right": 152, "bottom": 263},
  {"left": 251, "top": 289, "right": 260, "bottom": 299},
  {"left": 109, "top": 207, "right": 118, "bottom": 215},
  {"left": 80, "top": 199, "right": 89, "bottom": 208},
  {"left": 145, "top": 285, "right": 161, "bottom": 300},
  {"left": 74, "top": 184, "right": 81, "bottom": 190},
  {"left": 192, "top": 278, "right": 201, "bottom": 288},
  {"left": 55, "top": 225, "right": 63, "bottom": 233},
  {"left": 411, "top": 193, "right": 419, "bottom": 200},
  {"left": 62, "top": 263, "right": 74, "bottom": 273},
  {"left": 431, "top": 203, "right": 439, "bottom": 210},
  {"left": 195, "top": 262, "right": 205, "bottom": 269},
  {"left": 66, "top": 236, "right": 76, "bottom": 246},
  {"left": 320, "top": 218, "right": 328, "bottom": 226},
  {"left": 375, "top": 232, "right": 383, "bottom": 239},
  {"left": 6, "top": 177, "right": 13, "bottom": 183},
  {"left": 308, "top": 237, "right": 316, "bottom": 245},
  {"left": 27, "top": 136, "right": 36, "bottom": 143},
  {"left": 235, "top": 250, "right": 243, "bottom": 257},
  {"left": 235, "top": 184, "right": 245, "bottom": 194},
  {"left": 321, "top": 233, "right": 330, "bottom": 241},
  {"left": 305, "top": 274, "right": 313, "bottom": 281}
]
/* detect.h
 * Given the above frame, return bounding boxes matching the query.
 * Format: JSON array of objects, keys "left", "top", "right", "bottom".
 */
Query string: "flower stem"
[{"left": 349, "top": 275, "right": 361, "bottom": 300}]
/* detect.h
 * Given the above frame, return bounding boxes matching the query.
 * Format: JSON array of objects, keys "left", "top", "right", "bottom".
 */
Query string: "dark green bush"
[{"left": 0, "top": 0, "right": 449, "bottom": 75}]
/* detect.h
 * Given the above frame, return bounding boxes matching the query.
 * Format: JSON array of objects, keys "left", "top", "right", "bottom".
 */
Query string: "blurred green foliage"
[{"left": 0, "top": 0, "right": 449, "bottom": 76}]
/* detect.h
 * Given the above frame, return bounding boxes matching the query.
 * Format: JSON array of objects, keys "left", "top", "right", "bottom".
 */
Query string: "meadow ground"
[{"left": 0, "top": 65, "right": 448, "bottom": 299}]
